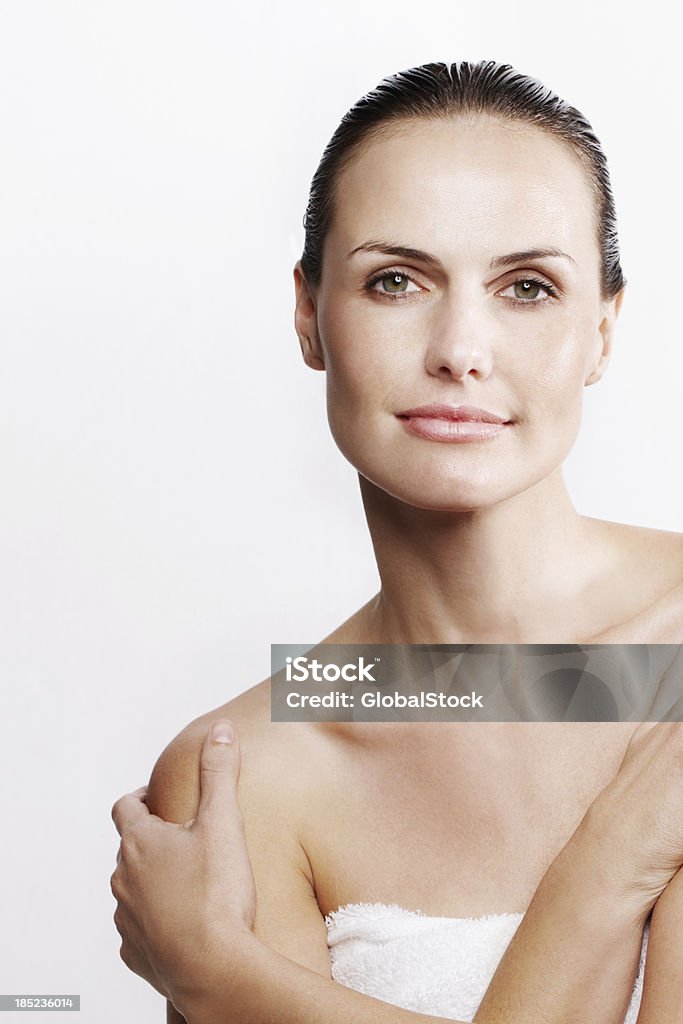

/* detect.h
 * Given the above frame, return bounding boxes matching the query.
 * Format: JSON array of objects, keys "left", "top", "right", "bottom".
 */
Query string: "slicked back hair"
[{"left": 300, "top": 61, "right": 625, "bottom": 301}]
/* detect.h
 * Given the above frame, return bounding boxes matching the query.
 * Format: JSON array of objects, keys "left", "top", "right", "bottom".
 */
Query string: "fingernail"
[{"left": 211, "top": 721, "right": 235, "bottom": 744}]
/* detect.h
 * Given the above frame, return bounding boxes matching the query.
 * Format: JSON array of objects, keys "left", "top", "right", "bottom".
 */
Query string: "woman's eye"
[
  {"left": 498, "top": 278, "right": 556, "bottom": 303},
  {"left": 366, "top": 271, "right": 422, "bottom": 299}
]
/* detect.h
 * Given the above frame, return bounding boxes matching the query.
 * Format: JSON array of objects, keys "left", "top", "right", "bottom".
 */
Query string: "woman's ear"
[
  {"left": 585, "top": 286, "right": 625, "bottom": 386},
  {"left": 293, "top": 262, "right": 325, "bottom": 371}
]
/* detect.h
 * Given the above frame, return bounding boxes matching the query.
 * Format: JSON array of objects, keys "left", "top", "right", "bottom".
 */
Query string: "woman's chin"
[
  {"left": 351, "top": 441, "right": 568, "bottom": 514},
  {"left": 358, "top": 469, "right": 520, "bottom": 513}
]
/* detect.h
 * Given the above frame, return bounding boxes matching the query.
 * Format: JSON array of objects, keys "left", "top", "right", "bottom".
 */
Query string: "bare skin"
[
  {"left": 138, "top": 701, "right": 683, "bottom": 1024},
  {"left": 328, "top": 529, "right": 683, "bottom": 645},
  {"left": 124, "top": 114, "right": 683, "bottom": 1021},
  {"left": 150, "top": 597, "right": 683, "bottom": 960},
  {"left": 292, "top": 116, "right": 683, "bottom": 645}
]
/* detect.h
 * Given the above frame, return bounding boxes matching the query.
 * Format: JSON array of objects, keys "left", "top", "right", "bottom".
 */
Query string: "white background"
[{"left": 0, "top": 2, "right": 680, "bottom": 1020}]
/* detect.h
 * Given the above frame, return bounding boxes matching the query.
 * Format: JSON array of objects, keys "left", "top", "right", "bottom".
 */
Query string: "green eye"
[
  {"left": 498, "top": 276, "right": 558, "bottom": 306},
  {"left": 514, "top": 280, "right": 543, "bottom": 300},
  {"left": 381, "top": 273, "right": 409, "bottom": 293},
  {"left": 365, "top": 269, "right": 421, "bottom": 300}
]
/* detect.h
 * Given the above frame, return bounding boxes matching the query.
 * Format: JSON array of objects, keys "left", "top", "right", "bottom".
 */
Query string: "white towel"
[{"left": 325, "top": 902, "right": 648, "bottom": 1023}]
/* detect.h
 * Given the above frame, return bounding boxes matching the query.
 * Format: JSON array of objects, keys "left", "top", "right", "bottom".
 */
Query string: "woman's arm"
[
  {"left": 473, "top": 814, "right": 646, "bottom": 1023},
  {"left": 113, "top": 719, "right": 666, "bottom": 1024},
  {"left": 144, "top": 712, "right": 334, "bottom": 1024},
  {"left": 174, "top": 813, "right": 647, "bottom": 1024},
  {"left": 175, "top": 854, "right": 646, "bottom": 1024},
  {"left": 635, "top": 866, "right": 683, "bottom": 1023}
]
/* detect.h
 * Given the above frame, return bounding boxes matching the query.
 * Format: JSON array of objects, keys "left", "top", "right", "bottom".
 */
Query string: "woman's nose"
[{"left": 423, "top": 297, "right": 494, "bottom": 382}]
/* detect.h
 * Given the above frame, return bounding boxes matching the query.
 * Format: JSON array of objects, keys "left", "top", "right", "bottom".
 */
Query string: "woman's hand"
[
  {"left": 110, "top": 785, "right": 173, "bottom": 1001},
  {"left": 580, "top": 719, "right": 683, "bottom": 920},
  {"left": 110, "top": 719, "right": 256, "bottom": 1010}
]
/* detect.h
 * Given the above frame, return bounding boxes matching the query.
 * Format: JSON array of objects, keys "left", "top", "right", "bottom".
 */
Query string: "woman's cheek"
[
  {"left": 324, "top": 321, "right": 410, "bottom": 410},
  {"left": 515, "top": 320, "right": 592, "bottom": 407}
]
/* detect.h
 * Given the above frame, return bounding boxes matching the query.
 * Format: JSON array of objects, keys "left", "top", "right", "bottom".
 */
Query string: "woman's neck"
[{"left": 357, "top": 468, "right": 607, "bottom": 644}]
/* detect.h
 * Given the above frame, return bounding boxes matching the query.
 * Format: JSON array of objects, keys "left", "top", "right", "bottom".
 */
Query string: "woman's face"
[{"left": 294, "top": 116, "right": 623, "bottom": 511}]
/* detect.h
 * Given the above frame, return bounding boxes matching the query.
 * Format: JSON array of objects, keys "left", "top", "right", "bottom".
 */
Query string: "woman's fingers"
[
  {"left": 113, "top": 903, "right": 170, "bottom": 999},
  {"left": 194, "top": 719, "right": 242, "bottom": 839},
  {"left": 110, "top": 719, "right": 258, "bottom": 1003},
  {"left": 191, "top": 719, "right": 257, "bottom": 930},
  {"left": 111, "top": 788, "right": 152, "bottom": 837}
]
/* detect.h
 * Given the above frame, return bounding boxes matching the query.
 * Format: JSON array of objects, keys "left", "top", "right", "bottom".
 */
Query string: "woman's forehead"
[{"left": 329, "top": 117, "right": 598, "bottom": 268}]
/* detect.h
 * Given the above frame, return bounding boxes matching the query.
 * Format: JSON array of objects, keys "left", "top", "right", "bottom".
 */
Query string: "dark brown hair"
[{"left": 300, "top": 61, "right": 625, "bottom": 300}]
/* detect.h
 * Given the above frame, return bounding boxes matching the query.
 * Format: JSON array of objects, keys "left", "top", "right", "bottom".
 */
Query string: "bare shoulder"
[
  {"left": 146, "top": 677, "right": 334, "bottom": 977},
  {"left": 586, "top": 518, "right": 683, "bottom": 642},
  {"left": 146, "top": 675, "right": 320, "bottom": 827},
  {"left": 589, "top": 516, "right": 683, "bottom": 556}
]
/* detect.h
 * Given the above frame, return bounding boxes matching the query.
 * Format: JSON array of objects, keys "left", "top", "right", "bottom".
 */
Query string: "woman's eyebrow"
[
  {"left": 346, "top": 240, "right": 442, "bottom": 265},
  {"left": 346, "top": 241, "right": 575, "bottom": 269},
  {"left": 490, "top": 248, "right": 576, "bottom": 269}
]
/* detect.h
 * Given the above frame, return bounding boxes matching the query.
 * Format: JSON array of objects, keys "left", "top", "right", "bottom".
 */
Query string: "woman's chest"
[{"left": 304, "top": 722, "right": 636, "bottom": 919}]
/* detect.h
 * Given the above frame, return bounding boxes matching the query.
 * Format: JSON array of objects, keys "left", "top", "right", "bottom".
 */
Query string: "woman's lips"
[{"left": 396, "top": 404, "right": 511, "bottom": 443}]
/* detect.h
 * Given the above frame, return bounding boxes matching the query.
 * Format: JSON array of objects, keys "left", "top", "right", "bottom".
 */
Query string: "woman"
[{"left": 112, "top": 59, "right": 683, "bottom": 1021}]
